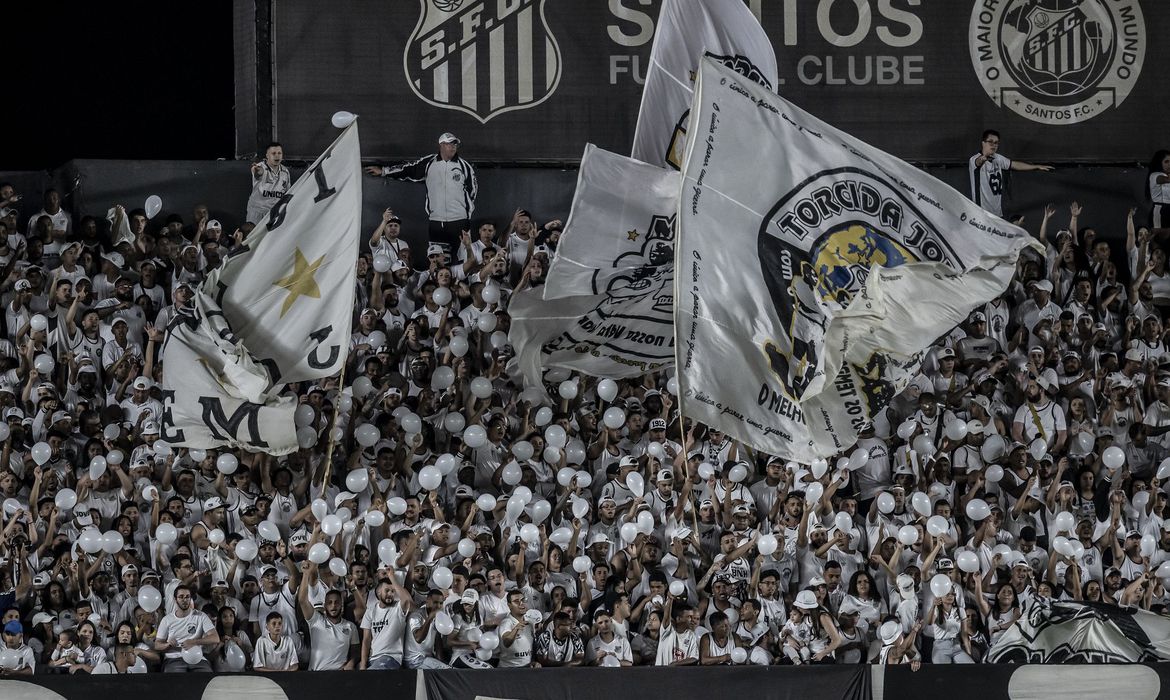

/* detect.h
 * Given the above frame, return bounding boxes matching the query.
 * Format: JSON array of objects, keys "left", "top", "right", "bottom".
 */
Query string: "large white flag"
[
  {"left": 675, "top": 58, "right": 1039, "bottom": 462},
  {"left": 631, "top": 0, "right": 777, "bottom": 170},
  {"left": 200, "top": 122, "right": 362, "bottom": 400},
  {"left": 160, "top": 308, "right": 299, "bottom": 454},
  {"left": 509, "top": 145, "right": 678, "bottom": 385},
  {"left": 160, "top": 122, "right": 362, "bottom": 452}
]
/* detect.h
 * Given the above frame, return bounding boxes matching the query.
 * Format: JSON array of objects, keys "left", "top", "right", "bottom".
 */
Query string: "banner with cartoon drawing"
[
  {"left": 674, "top": 57, "right": 1040, "bottom": 462},
  {"left": 510, "top": 146, "right": 678, "bottom": 385}
]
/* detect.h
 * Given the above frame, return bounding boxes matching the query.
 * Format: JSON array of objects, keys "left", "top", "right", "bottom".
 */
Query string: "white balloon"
[
  {"left": 101, "top": 530, "right": 124, "bottom": 554},
  {"left": 1102, "top": 446, "right": 1126, "bottom": 470},
  {"left": 531, "top": 500, "right": 552, "bottom": 524},
  {"left": 418, "top": 465, "right": 442, "bottom": 491},
  {"left": 181, "top": 645, "right": 205, "bottom": 665},
  {"left": 944, "top": 419, "right": 968, "bottom": 441},
  {"left": 574, "top": 471, "right": 592, "bottom": 488},
  {"left": 432, "top": 286, "right": 452, "bottom": 306},
  {"left": 346, "top": 469, "right": 370, "bottom": 492},
  {"left": 144, "top": 195, "right": 163, "bottom": 219},
  {"left": 432, "top": 566, "right": 454, "bottom": 588},
  {"left": 457, "top": 538, "right": 477, "bottom": 558},
  {"left": 626, "top": 472, "right": 645, "bottom": 497},
  {"left": 558, "top": 379, "right": 579, "bottom": 400},
  {"left": 388, "top": 497, "right": 408, "bottom": 515},
  {"left": 34, "top": 354, "right": 54, "bottom": 374},
  {"left": 352, "top": 376, "right": 374, "bottom": 398},
  {"left": 930, "top": 574, "right": 953, "bottom": 598},
  {"left": 462, "top": 425, "right": 487, "bottom": 448},
  {"left": 355, "top": 423, "right": 381, "bottom": 447},
  {"left": 572, "top": 555, "right": 592, "bottom": 574},
  {"left": 470, "top": 377, "right": 493, "bottom": 399},
  {"left": 477, "top": 314, "right": 498, "bottom": 332},
  {"left": 810, "top": 458, "right": 829, "bottom": 479},
  {"left": 449, "top": 335, "right": 469, "bottom": 357},
  {"left": 911, "top": 491, "right": 932, "bottom": 518},
  {"left": 321, "top": 515, "right": 343, "bottom": 536},
  {"left": 331, "top": 110, "right": 356, "bottom": 128},
  {"left": 31, "top": 441, "right": 52, "bottom": 466},
  {"left": 372, "top": 253, "right": 392, "bottom": 273},
  {"left": 876, "top": 492, "right": 895, "bottom": 514},
  {"left": 431, "top": 366, "right": 455, "bottom": 391},
  {"left": 669, "top": 580, "right": 686, "bottom": 597},
  {"left": 235, "top": 539, "right": 258, "bottom": 562},
  {"left": 501, "top": 462, "right": 522, "bottom": 486},
  {"left": 597, "top": 379, "right": 619, "bottom": 403},
  {"left": 543, "top": 446, "right": 562, "bottom": 464},
  {"left": 329, "top": 558, "right": 348, "bottom": 577},
  {"left": 436, "top": 453, "right": 458, "bottom": 475},
  {"left": 926, "top": 515, "right": 949, "bottom": 537},
  {"left": 602, "top": 407, "right": 626, "bottom": 429},
  {"left": 666, "top": 376, "right": 679, "bottom": 395},
  {"left": 208, "top": 528, "right": 225, "bottom": 545},
  {"left": 475, "top": 494, "right": 496, "bottom": 512},
  {"left": 535, "top": 407, "right": 554, "bottom": 427},
  {"left": 435, "top": 611, "right": 455, "bottom": 635},
  {"left": 216, "top": 453, "right": 239, "bottom": 475},
  {"left": 55, "top": 488, "right": 78, "bottom": 510},
  {"left": 897, "top": 525, "right": 919, "bottom": 546},
  {"left": 443, "top": 412, "right": 466, "bottom": 433},
  {"left": 545, "top": 425, "right": 567, "bottom": 448},
  {"left": 520, "top": 524, "right": 540, "bottom": 543},
  {"left": 257, "top": 521, "right": 281, "bottom": 541},
  {"left": 956, "top": 550, "right": 980, "bottom": 573},
  {"left": 308, "top": 542, "right": 331, "bottom": 564},
  {"left": 985, "top": 464, "right": 1004, "bottom": 483},
  {"left": 512, "top": 440, "right": 535, "bottom": 461},
  {"left": 728, "top": 464, "right": 748, "bottom": 483},
  {"left": 294, "top": 404, "right": 316, "bottom": 428},
  {"left": 965, "top": 498, "right": 991, "bottom": 521},
  {"left": 620, "top": 522, "right": 639, "bottom": 543},
  {"left": 557, "top": 467, "right": 576, "bottom": 487},
  {"left": 481, "top": 283, "right": 501, "bottom": 304},
  {"left": 365, "top": 510, "right": 386, "bottom": 528},
  {"left": 757, "top": 534, "right": 778, "bottom": 556},
  {"left": 155, "top": 523, "right": 178, "bottom": 544},
  {"left": 137, "top": 584, "right": 162, "bottom": 612}
]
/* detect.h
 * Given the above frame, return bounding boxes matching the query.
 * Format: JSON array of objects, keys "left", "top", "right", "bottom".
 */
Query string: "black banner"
[
  {"left": 242, "top": 0, "right": 1167, "bottom": 164},
  {"left": 424, "top": 665, "right": 870, "bottom": 700},
  {"left": 0, "top": 670, "right": 418, "bottom": 700}
]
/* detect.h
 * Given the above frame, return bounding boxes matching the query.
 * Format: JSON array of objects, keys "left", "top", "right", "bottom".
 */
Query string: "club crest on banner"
[
  {"left": 757, "top": 167, "right": 958, "bottom": 402},
  {"left": 404, "top": 0, "right": 562, "bottom": 123},
  {"left": 969, "top": 0, "right": 1145, "bottom": 125}
]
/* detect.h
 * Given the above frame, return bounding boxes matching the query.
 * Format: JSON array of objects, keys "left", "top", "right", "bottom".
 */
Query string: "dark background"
[{"left": 7, "top": 2, "right": 234, "bottom": 170}]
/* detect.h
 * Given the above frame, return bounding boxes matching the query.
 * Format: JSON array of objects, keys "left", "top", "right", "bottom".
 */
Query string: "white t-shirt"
[
  {"left": 156, "top": 609, "right": 215, "bottom": 660},
  {"left": 308, "top": 611, "right": 359, "bottom": 670},
  {"left": 361, "top": 601, "right": 408, "bottom": 662},
  {"left": 253, "top": 633, "right": 298, "bottom": 670},
  {"left": 655, "top": 623, "right": 699, "bottom": 666},
  {"left": 497, "top": 615, "right": 534, "bottom": 668},
  {"left": 969, "top": 152, "right": 1011, "bottom": 217}
]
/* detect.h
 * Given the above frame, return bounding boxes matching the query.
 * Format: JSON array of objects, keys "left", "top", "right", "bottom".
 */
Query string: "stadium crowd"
[{"left": 0, "top": 138, "right": 1168, "bottom": 675}]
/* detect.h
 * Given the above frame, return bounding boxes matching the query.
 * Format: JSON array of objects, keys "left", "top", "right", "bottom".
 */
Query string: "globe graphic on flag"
[{"left": 809, "top": 223, "right": 913, "bottom": 305}]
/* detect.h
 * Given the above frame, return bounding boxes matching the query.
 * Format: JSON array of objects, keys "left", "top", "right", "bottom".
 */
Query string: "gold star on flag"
[
  {"left": 627, "top": 229, "right": 639, "bottom": 241},
  {"left": 274, "top": 248, "right": 325, "bottom": 317}
]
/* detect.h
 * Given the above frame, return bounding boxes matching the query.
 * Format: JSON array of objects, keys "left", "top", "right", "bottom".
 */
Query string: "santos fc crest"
[
  {"left": 969, "top": 0, "right": 1145, "bottom": 125},
  {"left": 404, "top": 0, "right": 563, "bottom": 123}
]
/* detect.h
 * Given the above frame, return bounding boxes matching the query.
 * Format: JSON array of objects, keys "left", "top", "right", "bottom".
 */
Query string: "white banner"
[
  {"left": 159, "top": 122, "right": 362, "bottom": 453},
  {"left": 159, "top": 309, "right": 299, "bottom": 454},
  {"left": 630, "top": 0, "right": 777, "bottom": 170},
  {"left": 509, "top": 146, "right": 678, "bottom": 385},
  {"left": 675, "top": 58, "right": 1039, "bottom": 462},
  {"left": 204, "top": 122, "right": 363, "bottom": 399},
  {"left": 544, "top": 144, "right": 679, "bottom": 300}
]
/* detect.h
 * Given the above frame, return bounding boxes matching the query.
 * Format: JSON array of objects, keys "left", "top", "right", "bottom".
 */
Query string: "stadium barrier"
[{"left": 6, "top": 663, "right": 1170, "bottom": 700}]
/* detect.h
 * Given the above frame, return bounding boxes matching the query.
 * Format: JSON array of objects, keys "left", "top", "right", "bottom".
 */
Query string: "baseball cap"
[
  {"left": 461, "top": 588, "right": 480, "bottom": 604},
  {"left": 289, "top": 530, "right": 310, "bottom": 546},
  {"left": 205, "top": 219, "right": 222, "bottom": 230},
  {"left": 334, "top": 491, "right": 356, "bottom": 507},
  {"left": 1125, "top": 349, "right": 1144, "bottom": 363},
  {"left": 880, "top": 620, "right": 902, "bottom": 645},
  {"left": 203, "top": 497, "right": 225, "bottom": 511},
  {"left": 896, "top": 573, "right": 915, "bottom": 593},
  {"left": 426, "top": 244, "right": 444, "bottom": 257},
  {"left": 211, "top": 578, "right": 229, "bottom": 589},
  {"left": 1033, "top": 279, "right": 1053, "bottom": 292},
  {"left": 809, "top": 575, "right": 826, "bottom": 587},
  {"left": 937, "top": 347, "right": 956, "bottom": 359},
  {"left": 970, "top": 312, "right": 986, "bottom": 323},
  {"left": 454, "top": 484, "right": 474, "bottom": 499},
  {"left": 3, "top": 620, "right": 22, "bottom": 634},
  {"left": 260, "top": 564, "right": 278, "bottom": 577},
  {"left": 587, "top": 532, "right": 611, "bottom": 547},
  {"left": 121, "top": 564, "right": 139, "bottom": 576},
  {"left": 438, "top": 132, "right": 460, "bottom": 144},
  {"left": 793, "top": 590, "right": 818, "bottom": 609},
  {"left": 391, "top": 259, "right": 409, "bottom": 272},
  {"left": 619, "top": 455, "right": 639, "bottom": 469},
  {"left": 656, "top": 469, "right": 673, "bottom": 482},
  {"left": 142, "top": 420, "right": 160, "bottom": 435},
  {"left": 132, "top": 377, "right": 153, "bottom": 391},
  {"left": 104, "top": 252, "right": 125, "bottom": 268},
  {"left": 31, "top": 612, "right": 55, "bottom": 626},
  {"left": 648, "top": 418, "right": 667, "bottom": 430}
]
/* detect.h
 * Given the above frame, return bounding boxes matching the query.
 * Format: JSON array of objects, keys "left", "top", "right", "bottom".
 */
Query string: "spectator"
[
  {"left": 246, "top": 142, "right": 291, "bottom": 225},
  {"left": 365, "top": 133, "right": 477, "bottom": 255},
  {"left": 968, "top": 129, "right": 1053, "bottom": 218}
]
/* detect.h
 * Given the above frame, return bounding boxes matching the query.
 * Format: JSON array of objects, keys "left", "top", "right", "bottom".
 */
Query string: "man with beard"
[
  {"left": 1012, "top": 378, "right": 1067, "bottom": 454},
  {"left": 298, "top": 562, "right": 359, "bottom": 670},
  {"left": 359, "top": 574, "right": 415, "bottom": 670},
  {"left": 155, "top": 585, "right": 219, "bottom": 672}
]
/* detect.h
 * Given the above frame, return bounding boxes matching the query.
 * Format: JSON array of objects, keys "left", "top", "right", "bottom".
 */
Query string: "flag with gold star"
[
  {"left": 194, "top": 121, "right": 363, "bottom": 401},
  {"left": 159, "top": 122, "right": 361, "bottom": 453},
  {"left": 509, "top": 145, "right": 678, "bottom": 385},
  {"left": 630, "top": 0, "right": 777, "bottom": 170}
]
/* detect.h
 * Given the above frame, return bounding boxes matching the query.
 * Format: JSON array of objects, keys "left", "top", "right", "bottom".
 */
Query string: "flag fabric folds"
[
  {"left": 631, "top": 0, "right": 777, "bottom": 170},
  {"left": 510, "top": 145, "right": 678, "bottom": 386},
  {"left": 160, "top": 122, "right": 362, "bottom": 453},
  {"left": 674, "top": 58, "right": 1039, "bottom": 462}
]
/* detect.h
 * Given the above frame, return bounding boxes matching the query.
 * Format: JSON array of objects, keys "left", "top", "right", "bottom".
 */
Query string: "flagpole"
[{"left": 318, "top": 358, "right": 348, "bottom": 500}]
